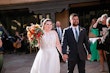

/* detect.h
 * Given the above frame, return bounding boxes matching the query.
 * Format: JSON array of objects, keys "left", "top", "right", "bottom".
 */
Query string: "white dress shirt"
[{"left": 71, "top": 25, "right": 79, "bottom": 41}]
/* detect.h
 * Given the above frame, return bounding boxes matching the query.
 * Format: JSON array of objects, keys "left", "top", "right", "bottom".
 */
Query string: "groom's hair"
[{"left": 69, "top": 13, "right": 78, "bottom": 20}]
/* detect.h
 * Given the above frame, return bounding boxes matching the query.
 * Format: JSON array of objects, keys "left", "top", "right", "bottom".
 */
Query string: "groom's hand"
[
  {"left": 87, "top": 54, "right": 91, "bottom": 60},
  {"left": 63, "top": 54, "right": 68, "bottom": 62}
]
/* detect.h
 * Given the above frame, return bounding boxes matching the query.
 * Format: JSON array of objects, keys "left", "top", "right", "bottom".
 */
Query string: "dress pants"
[
  {"left": 106, "top": 54, "right": 110, "bottom": 73},
  {"left": 68, "top": 54, "right": 85, "bottom": 73}
]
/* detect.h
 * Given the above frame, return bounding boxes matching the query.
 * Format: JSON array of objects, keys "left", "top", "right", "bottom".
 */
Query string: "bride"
[{"left": 30, "top": 18, "right": 62, "bottom": 73}]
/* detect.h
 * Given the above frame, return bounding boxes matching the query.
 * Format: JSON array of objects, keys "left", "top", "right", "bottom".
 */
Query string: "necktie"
[{"left": 75, "top": 28, "right": 78, "bottom": 42}]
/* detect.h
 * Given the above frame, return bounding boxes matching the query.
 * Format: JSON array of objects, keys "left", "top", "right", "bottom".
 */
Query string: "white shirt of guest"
[{"left": 57, "top": 27, "right": 62, "bottom": 40}]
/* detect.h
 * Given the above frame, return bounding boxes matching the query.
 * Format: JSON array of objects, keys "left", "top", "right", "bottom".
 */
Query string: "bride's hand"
[{"left": 63, "top": 54, "right": 68, "bottom": 62}]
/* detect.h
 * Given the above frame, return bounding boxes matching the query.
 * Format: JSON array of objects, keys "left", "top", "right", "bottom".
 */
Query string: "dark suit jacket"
[
  {"left": 55, "top": 28, "right": 63, "bottom": 34},
  {"left": 54, "top": 28, "right": 58, "bottom": 34},
  {"left": 62, "top": 26, "right": 91, "bottom": 61},
  {"left": 103, "top": 29, "right": 110, "bottom": 53}
]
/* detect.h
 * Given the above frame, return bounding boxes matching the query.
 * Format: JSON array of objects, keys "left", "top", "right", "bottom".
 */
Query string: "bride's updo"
[{"left": 41, "top": 18, "right": 52, "bottom": 29}]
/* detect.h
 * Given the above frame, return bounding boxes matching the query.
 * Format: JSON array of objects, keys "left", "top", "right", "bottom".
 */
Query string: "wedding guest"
[
  {"left": 0, "top": 25, "right": 4, "bottom": 38},
  {"left": 102, "top": 17, "right": 110, "bottom": 73},
  {"left": 55, "top": 21, "right": 63, "bottom": 42},
  {"left": 93, "top": 14, "right": 108, "bottom": 72},
  {"left": 88, "top": 18, "right": 99, "bottom": 61},
  {"left": 0, "top": 37, "right": 3, "bottom": 72},
  {"left": 20, "top": 32, "right": 29, "bottom": 54},
  {"left": 13, "top": 31, "right": 23, "bottom": 53},
  {"left": 30, "top": 18, "right": 62, "bottom": 73},
  {"left": 62, "top": 13, "right": 91, "bottom": 73}
]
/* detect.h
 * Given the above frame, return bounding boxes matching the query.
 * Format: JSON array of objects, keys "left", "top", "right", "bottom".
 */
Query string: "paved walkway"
[{"left": 2, "top": 53, "right": 109, "bottom": 73}]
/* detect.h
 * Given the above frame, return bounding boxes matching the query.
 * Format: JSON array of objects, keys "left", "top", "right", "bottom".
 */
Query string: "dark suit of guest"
[
  {"left": 103, "top": 29, "right": 110, "bottom": 73},
  {"left": 62, "top": 26, "right": 91, "bottom": 73}
]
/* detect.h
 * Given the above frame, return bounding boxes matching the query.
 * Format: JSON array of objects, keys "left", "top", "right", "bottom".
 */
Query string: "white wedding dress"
[{"left": 30, "top": 31, "right": 60, "bottom": 73}]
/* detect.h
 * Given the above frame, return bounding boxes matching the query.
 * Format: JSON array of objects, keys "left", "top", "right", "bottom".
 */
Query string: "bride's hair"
[
  {"left": 40, "top": 18, "right": 45, "bottom": 26},
  {"left": 42, "top": 18, "right": 52, "bottom": 28}
]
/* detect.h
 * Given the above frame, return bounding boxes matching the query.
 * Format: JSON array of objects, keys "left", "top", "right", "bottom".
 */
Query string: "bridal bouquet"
[{"left": 26, "top": 24, "right": 44, "bottom": 48}]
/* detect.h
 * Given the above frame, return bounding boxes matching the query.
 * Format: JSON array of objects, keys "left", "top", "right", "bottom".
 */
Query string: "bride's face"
[{"left": 43, "top": 21, "right": 52, "bottom": 31}]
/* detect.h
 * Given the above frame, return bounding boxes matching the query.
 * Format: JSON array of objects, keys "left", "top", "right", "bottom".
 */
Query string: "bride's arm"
[{"left": 53, "top": 31, "right": 63, "bottom": 56}]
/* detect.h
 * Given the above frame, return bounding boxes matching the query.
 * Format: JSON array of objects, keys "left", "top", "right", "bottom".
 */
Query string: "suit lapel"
[
  {"left": 78, "top": 27, "right": 85, "bottom": 41},
  {"left": 78, "top": 27, "right": 81, "bottom": 38}
]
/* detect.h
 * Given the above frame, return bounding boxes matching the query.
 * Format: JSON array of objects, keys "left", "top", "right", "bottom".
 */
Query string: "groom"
[{"left": 62, "top": 13, "right": 91, "bottom": 73}]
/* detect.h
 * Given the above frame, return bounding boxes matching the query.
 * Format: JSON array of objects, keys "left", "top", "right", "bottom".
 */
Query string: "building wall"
[
  {"left": 55, "top": 10, "right": 69, "bottom": 29},
  {"left": 0, "top": 0, "right": 98, "bottom": 22},
  {"left": 0, "top": 0, "right": 99, "bottom": 34}
]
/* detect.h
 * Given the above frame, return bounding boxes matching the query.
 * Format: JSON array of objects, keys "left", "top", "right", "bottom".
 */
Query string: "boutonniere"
[{"left": 79, "top": 27, "right": 84, "bottom": 32}]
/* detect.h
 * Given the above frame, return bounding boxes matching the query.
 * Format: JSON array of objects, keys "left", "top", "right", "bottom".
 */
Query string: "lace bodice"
[{"left": 40, "top": 31, "right": 56, "bottom": 49}]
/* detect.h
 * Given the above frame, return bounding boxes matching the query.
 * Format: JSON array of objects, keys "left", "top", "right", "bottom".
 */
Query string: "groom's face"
[{"left": 70, "top": 16, "right": 79, "bottom": 26}]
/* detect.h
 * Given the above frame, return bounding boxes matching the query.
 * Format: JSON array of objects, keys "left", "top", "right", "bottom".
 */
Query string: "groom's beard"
[{"left": 73, "top": 23, "right": 79, "bottom": 26}]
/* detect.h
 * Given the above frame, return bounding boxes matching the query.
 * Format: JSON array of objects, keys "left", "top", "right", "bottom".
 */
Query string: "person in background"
[
  {"left": 93, "top": 14, "right": 108, "bottom": 72},
  {"left": 20, "top": 32, "right": 29, "bottom": 54},
  {"left": 62, "top": 13, "right": 91, "bottom": 73},
  {"left": 0, "top": 37, "right": 3, "bottom": 72},
  {"left": 0, "top": 25, "right": 4, "bottom": 39},
  {"left": 102, "top": 17, "right": 110, "bottom": 73},
  {"left": 88, "top": 18, "right": 99, "bottom": 61},
  {"left": 55, "top": 21, "right": 63, "bottom": 42},
  {"left": 13, "top": 31, "right": 23, "bottom": 53}
]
